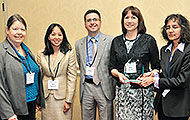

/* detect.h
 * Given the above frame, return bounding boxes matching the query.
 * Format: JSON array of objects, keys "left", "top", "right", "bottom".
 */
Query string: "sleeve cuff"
[{"left": 154, "top": 72, "right": 160, "bottom": 89}]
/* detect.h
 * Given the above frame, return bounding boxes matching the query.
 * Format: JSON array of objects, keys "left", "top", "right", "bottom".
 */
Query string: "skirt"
[
  {"left": 115, "top": 83, "right": 154, "bottom": 120},
  {"left": 42, "top": 94, "right": 72, "bottom": 120}
]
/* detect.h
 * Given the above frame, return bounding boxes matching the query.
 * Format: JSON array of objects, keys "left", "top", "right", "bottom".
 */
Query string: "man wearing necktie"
[{"left": 75, "top": 9, "right": 116, "bottom": 120}]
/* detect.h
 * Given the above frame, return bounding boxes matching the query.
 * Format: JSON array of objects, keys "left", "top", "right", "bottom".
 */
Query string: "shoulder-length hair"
[
  {"left": 43, "top": 23, "right": 72, "bottom": 55},
  {"left": 121, "top": 6, "right": 146, "bottom": 35},
  {"left": 162, "top": 14, "right": 190, "bottom": 45}
]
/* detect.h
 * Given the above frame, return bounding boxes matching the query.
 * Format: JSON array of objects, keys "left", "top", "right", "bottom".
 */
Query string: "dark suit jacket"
[
  {"left": 154, "top": 43, "right": 190, "bottom": 117},
  {"left": 0, "top": 40, "right": 45, "bottom": 119},
  {"left": 75, "top": 32, "right": 116, "bottom": 102}
]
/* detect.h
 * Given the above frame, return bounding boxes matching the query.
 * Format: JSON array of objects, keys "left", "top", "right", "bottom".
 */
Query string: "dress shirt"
[{"left": 85, "top": 32, "right": 99, "bottom": 79}]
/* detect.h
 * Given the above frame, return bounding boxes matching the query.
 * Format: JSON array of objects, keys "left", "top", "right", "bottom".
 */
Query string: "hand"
[
  {"left": 63, "top": 102, "right": 71, "bottom": 113},
  {"left": 138, "top": 70, "right": 158, "bottom": 87},
  {"left": 118, "top": 72, "right": 129, "bottom": 84},
  {"left": 8, "top": 114, "right": 17, "bottom": 120},
  {"left": 142, "top": 72, "right": 153, "bottom": 78},
  {"left": 138, "top": 71, "right": 154, "bottom": 81},
  {"left": 140, "top": 76, "right": 154, "bottom": 87},
  {"left": 36, "top": 105, "right": 42, "bottom": 112}
]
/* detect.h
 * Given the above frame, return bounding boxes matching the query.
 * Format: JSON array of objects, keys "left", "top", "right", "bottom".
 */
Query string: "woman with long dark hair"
[
  {"left": 141, "top": 14, "right": 190, "bottom": 120},
  {"left": 37, "top": 23, "right": 77, "bottom": 120}
]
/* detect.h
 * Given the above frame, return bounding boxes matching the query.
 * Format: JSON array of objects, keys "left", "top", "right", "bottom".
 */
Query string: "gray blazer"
[
  {"left": 75, "top": 32, "right": 116, "bottom": 102},
  {"left": 0, "top": 40, "right": 45, "bottom": 119}
]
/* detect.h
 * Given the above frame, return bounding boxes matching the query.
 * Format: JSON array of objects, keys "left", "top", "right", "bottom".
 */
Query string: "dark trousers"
[
  {"left": 158, "top": 99, "right": 189, "bottom": 120},
  {"left": 17, "top": 100, "right": 37, "bottom": 120}
]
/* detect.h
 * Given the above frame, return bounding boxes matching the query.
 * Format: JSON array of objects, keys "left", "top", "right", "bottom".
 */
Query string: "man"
[{"left": 75, "top": 9, "right": 116, "bottom": 120}]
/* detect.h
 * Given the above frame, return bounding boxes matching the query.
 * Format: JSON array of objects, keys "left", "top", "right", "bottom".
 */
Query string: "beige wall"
[
  {"left": 0, "top": 0, "right": 5, "bottom": 42},
  {"left": 1, "top": 0, "right": 190, "bottom": 120},
  {"left": 2, "top": 0, "right": 190, "bottom": 51}
]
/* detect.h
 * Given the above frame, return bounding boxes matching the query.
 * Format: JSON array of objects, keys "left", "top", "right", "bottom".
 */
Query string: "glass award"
[{"left": 124, "top": 58, "right": 144, "bottom": 83}]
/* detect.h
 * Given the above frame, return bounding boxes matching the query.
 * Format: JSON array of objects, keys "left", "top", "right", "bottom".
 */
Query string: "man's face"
[{"left": 85, "top": 13, "right": 101, "bottom": 34}]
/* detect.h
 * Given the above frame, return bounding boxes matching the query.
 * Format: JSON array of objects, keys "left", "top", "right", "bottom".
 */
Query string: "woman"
[
  {"left": 141, "top": 14, "right": 190, "bottom": 120},
  {"left": 0, "top": 14, "right": 45, "bottom": 120},
  {"left": 37, "top": 23, "right": 77, "bottom": 120},
  {"left": 109, "top": 6, "right": 160, "bottom": 119}
]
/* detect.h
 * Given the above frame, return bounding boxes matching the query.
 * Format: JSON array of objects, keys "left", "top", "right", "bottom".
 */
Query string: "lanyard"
[
  {"left": 123, "top": 34, "right": 144, "bottom": 75},
  {"left": 86, "top": 39, "right": 98, "bottom": 67},
  {"left": 48, "top": 55, "right": 60, "bottom": 81},
  {"left": 7, "top": 39, "right": 31, "bottom": 73}
]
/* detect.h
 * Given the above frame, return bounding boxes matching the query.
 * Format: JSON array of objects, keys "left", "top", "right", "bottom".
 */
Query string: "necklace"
[{"left": 125, "top": 40, "right": 135, "bottom": 53}]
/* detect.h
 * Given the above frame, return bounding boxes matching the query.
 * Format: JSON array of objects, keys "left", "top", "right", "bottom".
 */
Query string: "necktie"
[
  {"left": 90, "top": 38, "right": 99, "bottom": 85},
  {"left": 91, "top": 38, "right": 97, "bottom": 61}
]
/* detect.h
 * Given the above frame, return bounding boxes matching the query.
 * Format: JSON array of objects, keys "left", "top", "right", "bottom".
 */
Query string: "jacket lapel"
[
  {"left": 94, "top": 33, "right": 106, "bottom": 66},
  {"left": 162, "top": 49, "right": 170, "bottom": 75},
  {"left": 170, "top": 50, "right": 181, "bottom": 66},
  {"left": 2, "top": 40, "right": 21, "bottom": 62},
  {"left": 52, "top": 51, "right": 64, "bottom": 70},
  {"left": 43, "top": 51, "right": 64, "bottom": 75},
  {"left": 163, "top": 49, "right": 182, "bottom": 76}
]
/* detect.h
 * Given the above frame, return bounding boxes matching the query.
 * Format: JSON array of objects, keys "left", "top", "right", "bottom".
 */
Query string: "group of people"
[{"left": 0, "top": 5, "right": 190, "bottom": 120}]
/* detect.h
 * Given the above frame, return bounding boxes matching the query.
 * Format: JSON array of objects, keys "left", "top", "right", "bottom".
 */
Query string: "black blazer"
[
  {"left": 154, "top": 43, "right": 190, "bottom": 117},
  {"left": 109, "top": 33, "right": 160, "bottom": 86}
]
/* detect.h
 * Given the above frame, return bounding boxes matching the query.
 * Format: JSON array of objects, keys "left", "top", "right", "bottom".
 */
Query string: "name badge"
[
  {"left": 85, "top": 66, "right": 95, "bottom": 76},
  {"left": 26, "top": 72, "right": 35, "bottom": 84},
  {"left": 48, "top": 80, "right": 59, "bottom": 89},
  {"left": 125, "top": 62, "right": 137, "bottom": 73}
]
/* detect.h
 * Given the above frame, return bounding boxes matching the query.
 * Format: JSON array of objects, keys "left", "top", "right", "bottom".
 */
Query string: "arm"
[
  {"left": 139, "top": 36, "right": 160, "bottom": 87},
  {"left": 36, "top": 51, "right": 42, "bottom": 72},
  {"left": 149, "top": 36, "right": 160, "bottom": 71},
  {"left": 159, "top": 50, "right": 190, "bottom": 89},
  {"left": 36, "top": 51, "right": 45, "bottom": 109},
  {"left": 0, "top": 52, "right": 15, "bottom": 119},
  {"left": 109, "top": 38, "right": 128, "bottom": 84},
  {"left": 141, "top": 46, "right": 190, "bottom": 89},
  {"left": 64, "top": 50, "right": 77, "bottom": 112},
  {"left": 111, "top": 69, "right": 128, "bottom": 83}
]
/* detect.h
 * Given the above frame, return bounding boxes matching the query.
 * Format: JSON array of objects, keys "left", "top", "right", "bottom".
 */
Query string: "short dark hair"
[
  {"left": 84, "top": 9, "right": 101, "bottom": 22},
  {"left": 43, "top": 23, "right": 72, "bottom": 55},
  {"left": 7, "top": 14, "right": 27, "bottom": 30},
  {"left": 121, "top": 6, "right": 146, "bottom": 35},
  {"left": 162, "top": 14, "right": 190, "bottom": 44}
]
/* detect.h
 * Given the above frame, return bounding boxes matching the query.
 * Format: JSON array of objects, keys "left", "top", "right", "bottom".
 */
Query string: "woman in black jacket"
[
  {"left": 141, "top": 14, "right": 190, "bottom": 120},
  {"left": 109, "top": 6, "right": 160, "bottom": 120}
]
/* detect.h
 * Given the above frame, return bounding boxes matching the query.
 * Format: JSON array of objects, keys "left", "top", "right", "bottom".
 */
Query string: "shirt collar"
[
  {"left": 87, "top": 32, "right": 100, "bottom": 42},
  {"left": 165, "top": 43, "right": 185, "bottom": 53}
]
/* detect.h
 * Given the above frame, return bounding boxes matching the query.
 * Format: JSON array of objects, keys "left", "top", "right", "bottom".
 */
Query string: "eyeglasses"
[{"left": 86, "top": 18, "right": 100, "bottom": 22}]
